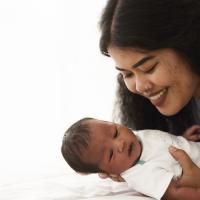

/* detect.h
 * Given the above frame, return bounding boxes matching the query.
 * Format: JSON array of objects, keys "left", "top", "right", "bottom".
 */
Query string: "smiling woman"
[
  {"left": 99, "top": 0, "right": 200, "bottom": 136},
  {"left": 108, "top": 47, "right": 200, "bottom": 116}
]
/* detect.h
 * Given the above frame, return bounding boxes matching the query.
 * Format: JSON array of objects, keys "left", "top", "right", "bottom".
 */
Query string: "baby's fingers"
[
  {"left": 109, "top": 174, "right": 125, "bottom": 182},
  {"left": 98, "top": 173, "right": 109, "bottom": 179}
]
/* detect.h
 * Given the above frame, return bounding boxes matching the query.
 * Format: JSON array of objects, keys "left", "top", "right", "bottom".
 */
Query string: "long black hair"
[{"left": 99, "top": 0, "right": 200, "bottom": 135}]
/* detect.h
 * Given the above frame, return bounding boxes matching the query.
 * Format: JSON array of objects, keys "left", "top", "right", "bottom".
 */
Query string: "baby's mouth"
[{"left": 128, "top": 143, "right": 133, "bottom": 156}]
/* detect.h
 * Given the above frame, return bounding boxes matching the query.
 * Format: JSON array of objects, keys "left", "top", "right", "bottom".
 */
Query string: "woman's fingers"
[
  {"left": 183, "top": 125, "right": 200, "bottom": 141},
  {"left": 169, "top": 146, "right": 193, "bottom": 172},
  {"left": 169, "top": 146, "right": 200, "bottom": 187}
]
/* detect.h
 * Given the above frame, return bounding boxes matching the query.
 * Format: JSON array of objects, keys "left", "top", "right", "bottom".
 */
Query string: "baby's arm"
[{"left": 162, "top": 179, "right": 200, "bottom": 200}]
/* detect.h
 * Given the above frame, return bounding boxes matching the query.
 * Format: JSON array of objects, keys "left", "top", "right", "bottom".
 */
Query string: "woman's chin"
[
  {"left": 155, "top": 103, "right": 177, "bottom": 116},
  {"left": 157, "top": 106, "right": 182, "bottom": 116}
]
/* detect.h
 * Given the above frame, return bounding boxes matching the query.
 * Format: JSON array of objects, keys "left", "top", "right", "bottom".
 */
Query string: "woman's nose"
[{"left": 135, "top": 75, "right": 153, "bottom": 95}]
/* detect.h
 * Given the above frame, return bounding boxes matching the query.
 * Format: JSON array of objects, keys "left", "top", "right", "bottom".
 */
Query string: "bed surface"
[{"left": 0, "top": 170, "right": 155, "bottom": 200}]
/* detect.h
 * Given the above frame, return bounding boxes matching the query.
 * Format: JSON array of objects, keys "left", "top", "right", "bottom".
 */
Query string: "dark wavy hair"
[
  {"left": 61, "top": 118, "right": 101, "bottom": 173},
  {"left": 99, "top": 0, "right": 200, "bottom": 135}
]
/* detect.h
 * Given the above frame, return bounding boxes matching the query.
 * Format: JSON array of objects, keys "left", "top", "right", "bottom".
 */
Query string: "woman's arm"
[
  {"left": 169, "top": 146, "right": 200, "bottom": 188},
  {"left": 163, "top": 179, "right": 200, "bottom": 200}
]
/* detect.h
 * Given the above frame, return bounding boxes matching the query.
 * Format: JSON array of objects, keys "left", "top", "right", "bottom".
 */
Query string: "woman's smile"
[
  {"left": 108, "top": 47, "right": 200, "bottom": 116},
  {"left": 148, "top": 88, "right": 168, "bottom": 107}
]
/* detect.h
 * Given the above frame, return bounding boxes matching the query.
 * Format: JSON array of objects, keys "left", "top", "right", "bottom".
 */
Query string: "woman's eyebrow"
[
  {"left": 133, "top": 56, "right": 155, "bottom": 68},
  {"left": 115, "top": 66, "right": 127, "bottom": 71},
  {"left": 115, "top": 56, "right": 155, "bottom": 71}
]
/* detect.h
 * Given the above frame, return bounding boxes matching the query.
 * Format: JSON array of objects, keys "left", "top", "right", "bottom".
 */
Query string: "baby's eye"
[
  {"left": 109, "top": 150, "right": 113, "bottom": 162},
  {"left": 114, "top": 129, "right": 119, "bottom": 138}
]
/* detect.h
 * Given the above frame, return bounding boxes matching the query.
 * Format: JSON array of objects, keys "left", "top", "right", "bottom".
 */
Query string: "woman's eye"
[
  {"left": 109, "top": 150, "right": 113, "bottom": 161},
  {"left": 124, "top": 73, "right": 132, "bottom": 78},
  {"left": 121, "top": 72, "right": 133, "bottom": 79},
  {"left": 145, "top": 63, "right": 157, "bottom": 74}
]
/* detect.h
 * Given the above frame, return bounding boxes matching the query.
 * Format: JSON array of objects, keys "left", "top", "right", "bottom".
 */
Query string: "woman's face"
[{"left": 108, "top": 47, "right": 200, "bottom": 116}]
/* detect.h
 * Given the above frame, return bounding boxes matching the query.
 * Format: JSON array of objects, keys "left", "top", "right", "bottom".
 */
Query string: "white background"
[{"left": 0, "top": 0, "right": 117, "bottom": 184}]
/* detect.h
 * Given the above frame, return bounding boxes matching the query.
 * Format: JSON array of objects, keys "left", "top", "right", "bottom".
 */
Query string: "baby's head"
[{"left": 61, "top": 117, "right": 141, "bottom": 175}]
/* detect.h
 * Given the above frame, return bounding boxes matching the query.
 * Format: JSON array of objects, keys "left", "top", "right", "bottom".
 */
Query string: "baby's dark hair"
[{"left": 61, "top": 117, "right": 101, "bottom": 173}]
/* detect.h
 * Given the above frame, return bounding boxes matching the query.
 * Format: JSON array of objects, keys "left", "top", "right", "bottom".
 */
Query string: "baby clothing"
[{"left": 121, "top": 129, "right": 200, "bottom": 200}]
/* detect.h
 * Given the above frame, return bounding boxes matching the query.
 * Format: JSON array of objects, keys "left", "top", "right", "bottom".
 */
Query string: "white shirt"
[{"left": 121, "top": 129, "right": 200, "bottom": 200}]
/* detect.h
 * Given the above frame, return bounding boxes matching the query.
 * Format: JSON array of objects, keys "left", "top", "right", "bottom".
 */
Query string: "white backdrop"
[{"left": 0, "top": 0, "right": 117, "bottom": 184}]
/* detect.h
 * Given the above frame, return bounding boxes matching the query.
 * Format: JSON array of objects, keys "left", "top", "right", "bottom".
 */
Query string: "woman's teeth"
[{"left": 149, "top": 89, "right": 167, "bottom": 101}]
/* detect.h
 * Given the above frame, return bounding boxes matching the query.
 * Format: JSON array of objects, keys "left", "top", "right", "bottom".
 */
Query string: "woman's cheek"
[{"left": 124, "top": 79, "right": 136, "bottom": 93}]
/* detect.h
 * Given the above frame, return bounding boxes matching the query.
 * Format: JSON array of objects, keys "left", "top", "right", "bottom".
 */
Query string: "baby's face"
[{"left": 81, "top": 119, "right": 141, "bottom": 175}]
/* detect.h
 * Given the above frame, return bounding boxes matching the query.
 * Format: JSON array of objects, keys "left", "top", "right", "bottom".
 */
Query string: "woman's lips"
[{"left": 148, "top": 88, "right": 167, "bottom": 107}]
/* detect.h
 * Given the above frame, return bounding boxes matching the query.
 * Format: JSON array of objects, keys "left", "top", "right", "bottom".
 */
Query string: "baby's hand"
[
  {"left": 183, "top": 125, "right": 200, "bottom": 142},
  {"left": 98, "top": 173, "right": 125, "bottom": 182},
  {"left": 109, "top": 174, "right": 125, "bottom": 182}
]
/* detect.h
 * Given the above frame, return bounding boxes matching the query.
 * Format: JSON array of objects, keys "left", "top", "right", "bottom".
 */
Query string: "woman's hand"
[
  {"left": 183, "top": 125, "right": 200, "bottom": 142},
  {"left": 169, "top": 146, "right": 200, "bottom": 187},
  {"left": 98, "top": 173, "right": 125, "bottom": 182}
]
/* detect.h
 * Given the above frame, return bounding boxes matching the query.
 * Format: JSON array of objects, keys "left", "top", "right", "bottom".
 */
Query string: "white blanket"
[{"left": 0, "top": 171, "right": 154, "bottom": 200}]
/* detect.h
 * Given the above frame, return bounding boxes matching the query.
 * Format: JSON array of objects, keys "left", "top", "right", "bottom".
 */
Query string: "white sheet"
[{"left": 0, "top": 171, "right": 155, "bottom": 200}]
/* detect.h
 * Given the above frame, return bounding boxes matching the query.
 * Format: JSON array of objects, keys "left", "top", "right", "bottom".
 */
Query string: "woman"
[{"left": 99, "top": 0, "right": 200, "bottom": 185}]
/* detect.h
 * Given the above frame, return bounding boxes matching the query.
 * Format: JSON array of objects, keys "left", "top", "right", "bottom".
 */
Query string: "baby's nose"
[{"left": 117, "top": 139, "right": 125, "bottom": 153}]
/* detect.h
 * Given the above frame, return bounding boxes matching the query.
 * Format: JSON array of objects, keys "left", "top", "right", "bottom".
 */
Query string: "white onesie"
[{"left": 121, "top": 129, "right": 200, "bottom": 200}]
